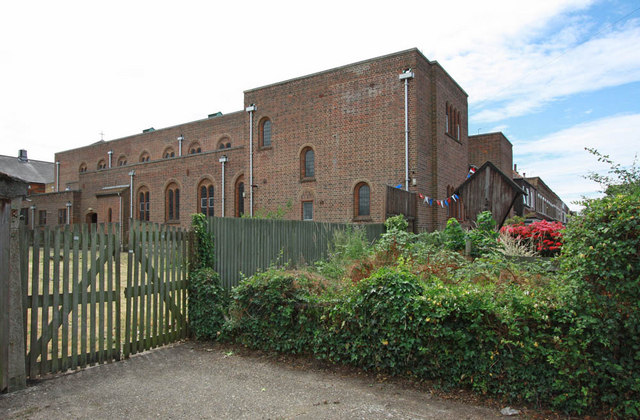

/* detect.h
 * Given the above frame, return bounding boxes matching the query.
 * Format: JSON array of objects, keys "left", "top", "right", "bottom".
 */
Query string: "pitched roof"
[{"left": 0, "top": 153, "right": 54, "bottom": 184}]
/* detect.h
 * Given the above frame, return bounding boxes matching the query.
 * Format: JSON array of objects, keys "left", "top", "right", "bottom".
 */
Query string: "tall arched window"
[
  {"left": 235, "top": 176, "right": 245, "bottom": 217},
  {"left": 165, "top": 183, "right": 180, "bottom": 221},
  {"left": 301, "top": 147, "right": 315, "bottom": 179},
  {"left": 198, "top": 181, "right": 214, "bottom": 217},
  {"left": 260, "top": 118, "right": 272, "bottom": 148},
  {"left": 354, "top": 182, "right": 370, "bottom": 218},
  {"left": 138, "top": 187, "right": 150, "bottom": 221}
]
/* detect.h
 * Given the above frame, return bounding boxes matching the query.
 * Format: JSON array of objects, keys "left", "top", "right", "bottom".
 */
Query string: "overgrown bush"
[
  {"left": 467, "top": 211, "right": 499, "bottom": 257},
  {"left": 225, "top": 269, "right": 324, "bottom": 353},
  {"left": 188, "top": 267, "right": 227, "bottom": 340},
  {"left": 442, "top": 218, "right": 465, "bottom": 251}
]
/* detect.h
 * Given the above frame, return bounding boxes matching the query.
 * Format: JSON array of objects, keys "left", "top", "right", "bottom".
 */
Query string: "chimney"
[{"left": 18, "top": 149, "right": 28, "bottom": 162}]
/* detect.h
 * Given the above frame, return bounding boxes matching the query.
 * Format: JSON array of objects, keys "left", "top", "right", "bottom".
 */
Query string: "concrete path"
[{"left": 1, "top": 342, "right": 506, "bottom": 419}]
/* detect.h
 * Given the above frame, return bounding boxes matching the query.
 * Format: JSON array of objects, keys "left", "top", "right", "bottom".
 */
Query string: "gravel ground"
[{"left": 1, "top": 341, "right": 510, "bottom": 419}]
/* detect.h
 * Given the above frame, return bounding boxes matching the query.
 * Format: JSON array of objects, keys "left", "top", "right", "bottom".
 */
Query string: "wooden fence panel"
[{"left": 208, "top": 217, "right": 384, "bottom": 289}]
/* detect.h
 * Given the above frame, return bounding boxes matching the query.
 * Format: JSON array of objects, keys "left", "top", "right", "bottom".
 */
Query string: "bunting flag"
[
  {"left": 395, "top": 183, "right": 403, "bottom": 189},
  {"left": 419, "top": 192, "right": 461, "bottom": 208},
  {"left": 466, "top": 167, "right": 477, "bottom": 179}
]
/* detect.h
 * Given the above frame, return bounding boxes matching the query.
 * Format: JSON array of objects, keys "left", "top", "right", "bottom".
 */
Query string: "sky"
[{"left": 1, "top": 0, "right": 639, "bottom": 211}]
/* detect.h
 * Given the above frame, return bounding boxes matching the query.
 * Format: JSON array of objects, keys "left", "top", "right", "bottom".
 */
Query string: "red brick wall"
[
  {"left": 468, "top": 132, "right": 513, "bottom": 177},
  {"left": 45, "top": 49, "right": 474, "bottom": 232}
]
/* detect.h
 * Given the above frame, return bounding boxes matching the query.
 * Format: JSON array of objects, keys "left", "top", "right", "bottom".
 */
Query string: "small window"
[
  {"left": 58, "top": 209, "right": 66, "bottom": 225},
  {"left": 198, "top": 182, "right": 214, "bottom": 217},
  {"left": 163, "top": 147, "right": 176, "bottom": 159},
  {"left": 301, "top": 147, "right": 315, "bottom": 179},
  {"left": 97, "top": 159, "right": 106, "bottom": 170},
  {"left": 118, "top": 155, "right": 127, "bottom": 166},
  {"left": 39, "top": 210, "right": 47, "bottom": 226},
  {"left": 139, "top": 152, "right": 150, "bottom": 162},
  {"left": 302, "top": 201, "right": 313, "bottom": 221},
  {"left": 354, "top": 182, "right": 370, "bottom": 218},
  {"left": 166, "top": 183, "right": 180, "bottom": 221},
  {"left": 235, "top": 177, "right": 245, "bottom": 217},
  {"left": 218, "top": 138, "right": 231, "bottom": 150},
  {"left": 189, "top": 142, "right": 202, "bottom": 154},
  {"left": 260, "top": 118, "right": 272, "bottom": 148},
  {"left": 138, "top": 188, "right": 150, "bottom": 221},
  {"left": 79, "top": 163, "right": 87, "bottom": 173}
]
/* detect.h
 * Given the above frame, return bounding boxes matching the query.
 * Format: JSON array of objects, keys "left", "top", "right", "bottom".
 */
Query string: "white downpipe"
[
  {"left": 108, "top": 150, "right": 113, "bottom": 168},
  {"left": 178, "top": 136, "right": 183, "bottom": 156},
  {"left": 399, "top": 69, "right": 414, "bottom": 191},
  {"left": 55, "top": 161, "right": 60, "bottom": 192},
  {"left": 221, "top": 160, "right": 226, "bottom": 217},
  {"left": 404, "top": 78, "right": 409, "bottom": 191},
  {"left": 246, "top": 104, "right": 256, "bottom": 217},
  {"left": 128, "top": 170, "right": 135, "bottom": 220},
  {"left": 118, "top": 193, "right": 123, "bottom": 247}
]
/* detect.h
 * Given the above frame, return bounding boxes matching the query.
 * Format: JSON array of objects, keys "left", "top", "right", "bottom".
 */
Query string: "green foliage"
[
  {"left": 467, "top": 211, "right": 499, "bottom": 257},
  {"left": 191, "top": 213, "right": 214, "bottom": 270},
  {"left": 315, "top": 226, "right": 373, "bottom": 280},
  {"left": 503, "top": 215, "right": 525, "bottom": 226},
  {"left": 243, "top": 199, "right": 293, "bottom": 219},
  {"left": 584, "top": 147, "right": 639, "bottom": 196},
  {"left": 385, "top": 214, "right": 408, "bottom": 231},
  {"left": 442, "top": 218, "right": 465, "bottom": 251},
  {"left": 188, "top": 268, "right": 227, "bottom": 340},
  {"left": 225, "top": 269, "right": 324, "bottom": 353},
  {"left": 555, "top": 191, "right": 640, "bottom": 415}
]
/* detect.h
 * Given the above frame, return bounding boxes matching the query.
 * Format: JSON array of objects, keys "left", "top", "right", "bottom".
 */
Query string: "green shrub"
[
  {"left": 442, "top": 218, "right": 465, "bottom": 251},
  {"left": 467, "top": 211, "right": 499, "bottom": 257},
  {"left": 225, "top": 269, "right": 323, "bottom": 354},
  {"left": 191, "top": 213, "right": 214, "bottom": 270},
  {"left": 188, "top": 268, "right": 227, "bottom": 340}
]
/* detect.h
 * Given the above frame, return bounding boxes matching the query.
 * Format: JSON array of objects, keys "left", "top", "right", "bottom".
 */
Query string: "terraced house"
[{"left": 16, "top": 48, "right": 568, "bottom": 235}]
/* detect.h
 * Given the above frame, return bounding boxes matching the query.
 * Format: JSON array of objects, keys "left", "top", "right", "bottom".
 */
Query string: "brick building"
[{"left": 17, "top": 48, "right": 568, "bottom": 234}]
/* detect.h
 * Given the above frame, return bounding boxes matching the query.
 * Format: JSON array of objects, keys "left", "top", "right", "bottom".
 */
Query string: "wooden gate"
[{"left": 20, "top": 221, "right": 189, "bottom": 379}]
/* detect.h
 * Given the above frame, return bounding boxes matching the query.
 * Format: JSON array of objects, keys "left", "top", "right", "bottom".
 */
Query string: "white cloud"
[
  {"left": 465, "top": 17, "right": 640, "bottom": 123},
  {"left": 513, "top": 113, "right": 640, "bottom": 210}
]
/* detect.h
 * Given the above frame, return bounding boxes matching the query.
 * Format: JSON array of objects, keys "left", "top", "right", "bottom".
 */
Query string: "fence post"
[{"left": 0, "top": 176, "right": 28, "bottom": 392}]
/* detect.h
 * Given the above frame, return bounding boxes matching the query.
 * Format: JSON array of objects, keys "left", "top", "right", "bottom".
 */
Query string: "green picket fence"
[
  {"left": 207, "top": 217, "right": 385, "bottom": 289},
  {"left": 20, "top": 221, "right": 188, "bottom": 379}
]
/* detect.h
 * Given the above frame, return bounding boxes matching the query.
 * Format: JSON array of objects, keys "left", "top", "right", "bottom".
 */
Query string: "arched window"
[
  {"left": 188, "top": 142, "right": 202, "bottom": 154},
  {"left": 138, "top": 187, "right": 150, "bottom": 221},
  {"left": 198, "top": 181, "right": 214, "bottom": 217},
  {"left": 301, "top": 147, "right": 315, "bottom": 179},
  {"left": 139, "top": 151, "right": 150, "bottom": 162},
  {"left": 218, "top": 138, "right": 231, "bottom": 149},
  {"left": 163, "top": 147, "right": 175, "bottom": 159},
  {"left": 235, "top": 176, "right": 245, "bottom": 217},
  {"left": 108, "top": 208, "right": 113, "bottom": 223},
  {"left": 354, "top": 182, "right": 370, "bottom": 218},
  {"left": 259, "top": 118, "right": 272, "bottom": 148},
  {"left": 97, "top": 159, "right": 106, "bottom": 170},
  {"left": 79, "top": 163, "right": 87, "bottom": 173},
  {"left": 165, "top": 183, "right": 180, "bottom": 221},
  {"left": 117, "top": 155, "right": 127, "bottom": 166}
]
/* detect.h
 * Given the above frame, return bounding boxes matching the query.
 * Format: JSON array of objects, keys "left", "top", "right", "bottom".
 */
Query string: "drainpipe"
[
  {"left": 108, "top": 150, "right": 113, "bottom": 168},
  {"left": 245, "top": 104, "right": 256, "bottom": 217},
  {"left": 118, "top": 192, "right": 123, "bottom": 247},
  {"left": 30, "top": 205, "right": 35, "bottom": 229},
  {"left": 219, "top": 155, "right": 228, "bottom": 217},
  {"left": 55, "top": 161, "right": 60, "bottom": 192},
  {"left": 65, "top": 201, "right": 72, "bottom": 224},
  {"left": 178, "top": 135, "right": 183, "bottom": 156},
  {"left": 128, "top": 170, "right": 135, "bottom": 220},
  {"left": 399, "top": 69, "right": 414, "bottom": 191}
]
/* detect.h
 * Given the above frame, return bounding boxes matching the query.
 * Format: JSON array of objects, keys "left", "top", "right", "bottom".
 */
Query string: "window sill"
[
  {"left": 352, "top": 216, "right": 372, "bottom": 222},
  {"left": 445, "top": 132, "right": 462, "bottom": 144},
  {"left": 300, "top": 177, "right": 316, "bottom": 183},
  {"left": 258, "top": 146, "right": 273, "bottom": 151},
  {"left": 165, "top": 220, "right": 181, "bottom": 225}
]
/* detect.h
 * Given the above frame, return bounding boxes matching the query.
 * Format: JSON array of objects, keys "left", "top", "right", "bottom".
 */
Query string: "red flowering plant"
[{"left": 500, "top": 220, "right": 564, "bottom": 257}]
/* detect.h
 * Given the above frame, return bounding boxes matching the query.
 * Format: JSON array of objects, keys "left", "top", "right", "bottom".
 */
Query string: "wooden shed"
[{"left": 454, "top": 161, "right": 524, "bottom": 230}]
